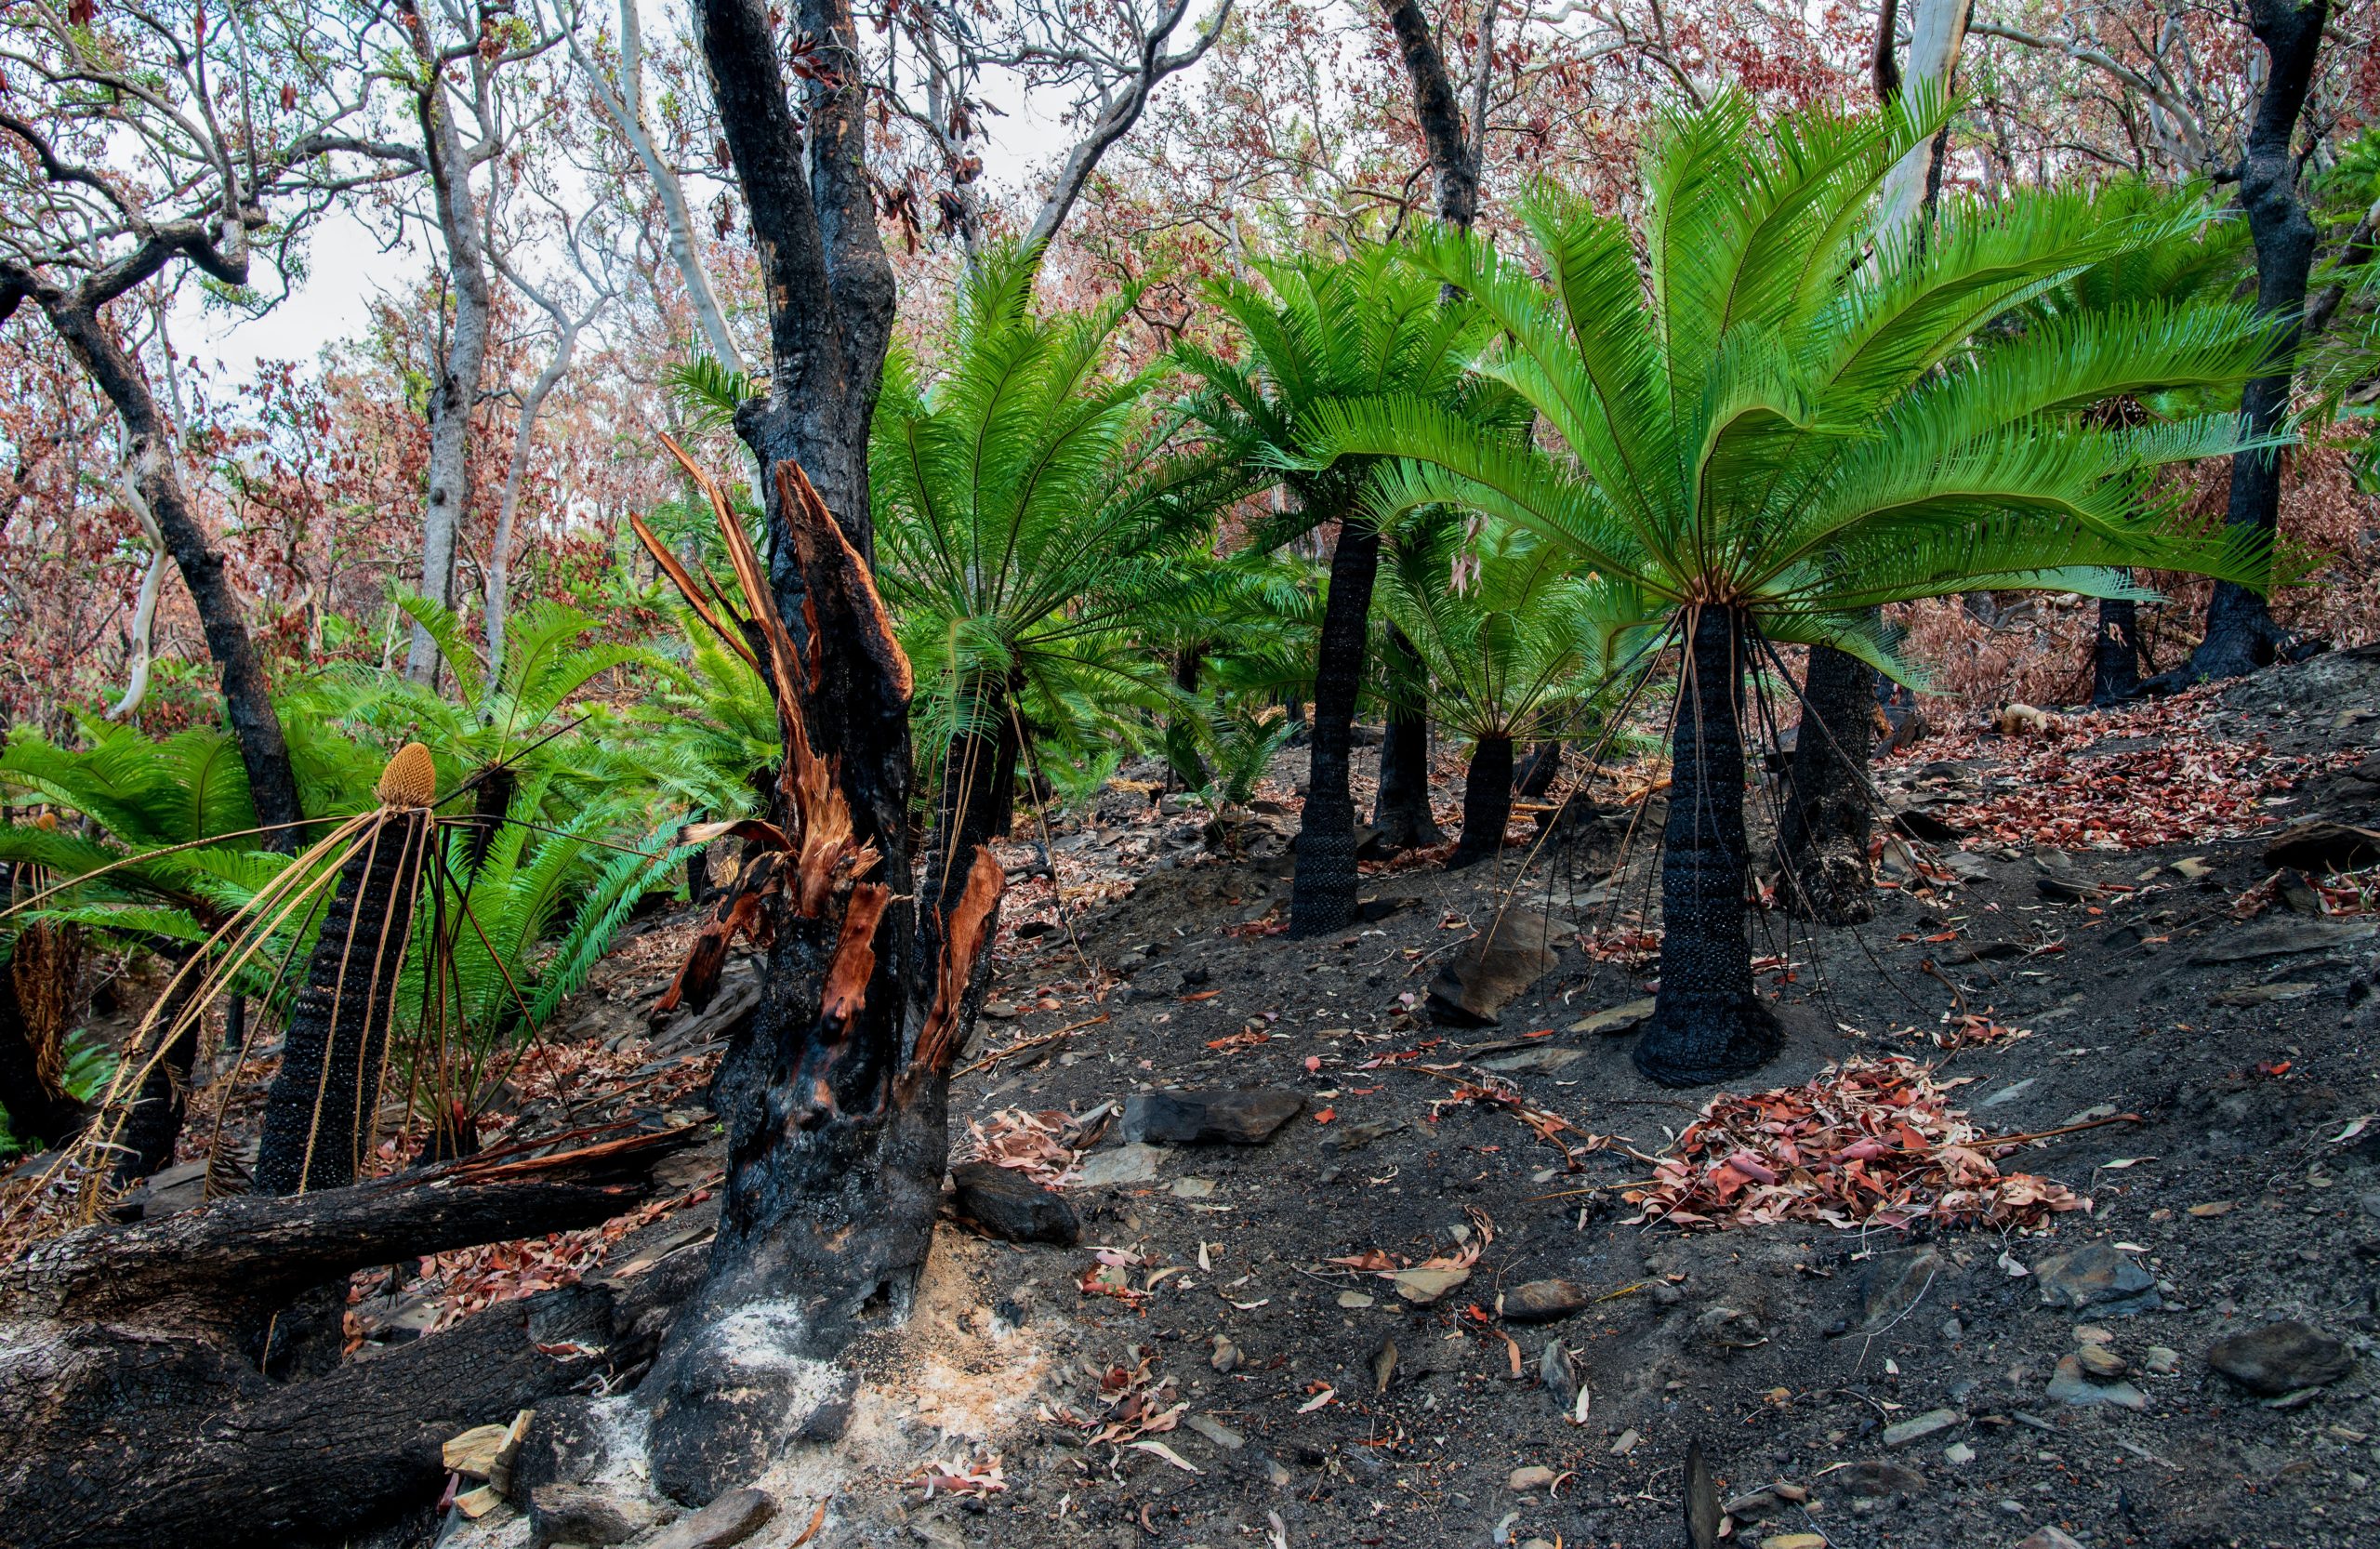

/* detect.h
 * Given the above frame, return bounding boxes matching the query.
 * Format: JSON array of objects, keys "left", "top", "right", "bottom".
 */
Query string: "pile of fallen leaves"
[
  {"left": 1626, "top": 1056, "right": 2088, "bottom": 1232},
  {"left": 949, "top": 1106, "right": 1096, "bottom": 1187},
  {"left": 1887, "top": 694, "right": 2360, "bottom": 851}
]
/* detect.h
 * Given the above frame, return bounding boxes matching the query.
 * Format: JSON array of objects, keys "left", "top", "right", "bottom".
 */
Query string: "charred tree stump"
[
  {"left": 1371, "top": 625, "right": 1445, "bottom": 852},
  {"left": 1449, "top": 734, "right": 1515, "bottom": 868},
  {"left": 1778, "top": 643, "right": 1879, "bottom": 926},
  {"left": 0, "top": 1129, "right": 696, "bottom": 1549},
  {"left": 1289, "top": 516, "right": 1381, "bottom": 936},
  {"left": 1514, "top": 740, "right": 1565, "bottom": 800}
]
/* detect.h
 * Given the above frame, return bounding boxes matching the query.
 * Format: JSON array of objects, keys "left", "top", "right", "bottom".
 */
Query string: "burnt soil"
[{"left": 445, "top": 650, "right": 2380, "bottom": 1549}]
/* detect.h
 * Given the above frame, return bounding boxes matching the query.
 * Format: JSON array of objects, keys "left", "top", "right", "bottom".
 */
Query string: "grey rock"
[
  {"left": 528, "top": 1483, "right": 659, "bottom": 1548},
  {"left": 1501, "top": 1279, "right": 1590, "bottom": 1324},
  {"left": 1120, "top": 1087, "right": 1303, "bottom": 1145},
  {"left": 1695, "top": 1305, "right": 1766, "bottom": 1351},
  {"left": 2032, "top": 1241, "right": 2161, "bottom": 1317},
  {"left": 949, "top": 1162, "right": 1079, "bottom": 1246},
  {"left": 2191, "top": 918, "right": 2376, "bottom": 964},
  {"left": 2045, "top": 1354, "right": 2148, "bottom": 1410},
  {"left": 638, "top": 1487, "right": 775, "bottom": 1549},
  {"left": 1480, "top": 1043, "right": 1592, "bottom": 1075},
  {"left": 1183, "top": 1412, "right": 1244, "bottom": 1450},
  {"left": 1859, "top": 1248, "right": 1942, "bottom": 1329},
  {"left": 2206, "top": 1320, "right": 2356, "bottom": 1396},
  {"left": 2210, "top": 981, "right": 2318, "bottom": 1006},
  {"left": 1882, "top": 1410, "right": 1961, "bottom": 1449},
  {"left": 1978, "top": 1079, "right": 2039, "bottom": 1110},
  {"left": 1328, "top": 1117, "right": 1407, "bottom": 1153},
  {"left": 1567, "top": 996, "right": 1657, "bottom": 1037},
  {"left": 1834, "top": 1459, "right": 1927, "bottom": 1498},
  {"left": 1076, "top": 1144, "right": 1167, "bottom": 1187},
  {"left": 2016, "top": 1529, "right": 2087, "bottom": 1549}
]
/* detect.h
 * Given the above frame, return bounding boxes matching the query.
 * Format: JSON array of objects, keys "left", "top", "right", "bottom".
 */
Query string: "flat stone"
[
  {"left": 2210, "top": 981, "right": 2319, "bottom": 1006},
  {"left": 1183, "top": 1413, "right": 1244, "bottom": 1450},
  {"left": 2032, "top": 1241, "right": 2161, "bottom": 1317},
  {"left": 2016, "top": 1529, "right": 2087, "bottom": 1549},
  {"left": 1337, "top": 1290, "right": 1375, "bottom": 1308},
  {"left": 948, "top": 1162, "right": 1079, "bottom": 1246},
  {"left": 2073, "top": 1344, "right": 2127, "bottom": 1380},
  {"left": 1722, "top": 1488, "right": 1784, "bottom": 1520},
  {"left": 1076, "top": 1144, "right": 1167, "bottom": 1187},
  {"left": 2263, "top": 820, "right": 2380, "bottom": 874},
  {"left": 2206, "top": 1320, "right": 2355, "bottom": 1396},
  {"left": 1390, "top": 1265, "right": 1471, "bottom": 1304},
  {"left": 1860, "top": 1248, "right": 1943, "bottom": 1329},
  {"left": 1882, "top": 1409, "right": 1963, "bottom": 1449},
  {"left": 1833, "top": 1460, "right": 1926, "bottom": 1499},
  {"left": 2143, "top": 1345, "right": 2181, "bottom": 1375},
  {"left": 1762, "top": 1535, "right": 1827, "bottom": 1549},
  {"left": 1978, "top": 1079, "right": 2039, "bottom": 1110},
  {"left": 1426, "top": 913, "right": 1571, "bottom": 1026},
  {"left": 527, "top": 1483, "right": 658, "bottom": 1547},
  {"left": 1567, "top": 996, "right": 1657, "bottom": 1037},
  {"left": 1328, "top": 1117, "right": 1407, "bottom": 1152},
  {"left": 1480, "top": 1043, "right": 1592, "bottom": 1075},
  {"left": 641, "top": 1487, "right": 776, "bottom": 1549},
  {"left": 1121, "top": 1087, "right": 1304, "bottom": 1145},
  {"left": 1509, "top": 1464, "right": 1558, "bottom": 1491},
  {"left": 1943, "top": 1441, "right": 1976, "bottom": 1465},
  {"left": 1170, "top": 1176, "right": 1217, "bottom": 1199},
  {"left": 1501, "top": 1278, "right": 1591, "bottom": 1324},
  {"left": 2191, "top": 918, "right": 2377, "bottom": 964},
  {"left": 2045, "top": 1354, "right": 2148, "bottom": 1410}
]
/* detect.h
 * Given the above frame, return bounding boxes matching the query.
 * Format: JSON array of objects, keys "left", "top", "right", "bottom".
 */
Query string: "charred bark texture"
[
  {"left": 2093, "top": 595, "right": 2145, "bottom": 705},
  {"left": 1290, "top": 517, "right": 1381, "bottom": 936},
  {"left": 0, "top": 1132, "right": 695, "bottom": 1549},
  {"left": 1514, "top": 739, "right": 1564, "bottom": 799},
  {"left": 1379, "top": 0, "right": 1479, "bottom": 228},
  {"left": 2184, "top": 0, "right": 2330, "bottom": 682},
  {"left": 1639, "top": 607, "right": 1781, "bottom": 1087},
  {"left": 1450, "top": 734, "right": 1514, "bottom": 867},
  {"left": 110, "top": 952, "right": 202, "bottom": 1185},
  {"left": 1778, "top": 643, "right": 1878, "bottom": 926},
  {"left": 917, "top": 699, "right": 1019, "bottom": 986},
  {"left": 0, "top": 921, "right": 87, "bottom": 1150},
  {"left": 255, "top": 809, "right": 432, "bottom": 1198},
  {"left": 1372, "top": 624, "right": 1444, "bottom": 851}
]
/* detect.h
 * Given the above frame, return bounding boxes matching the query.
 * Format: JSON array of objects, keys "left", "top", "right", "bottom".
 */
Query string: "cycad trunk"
[
  {"left": 111, "top": 952, "right": 202, "bottom": 1186},
  {"left": 1449, "top": 734, "right": 1514, "bottom": 868},
  {"left": 1514, "top": 740, "right": 1564, "bottom": 799},
  {"left": 254, "top": 808, "right": 432, "bottom": 1198},
  {"left": 918, "top": 700, "right": 1019, "bottom": 983},
  {"left": 1289, "top": 516, "right": 1381, "bottom": 936},
  {"left": 2093, "top": 595, "right": 2143, "bottom": 705},
  {"left": 1639, "top": 606, "right": 1781, "bottom": 1087},
  {"left": 1165, "top": 645, "right": 1208, "bottom": 789},
  {"left": 1371, "top": 625, "right": 1444, "bottom": 851},
  {"left": 1778, "top": 643, "right": 1877, "bottom": 925}
]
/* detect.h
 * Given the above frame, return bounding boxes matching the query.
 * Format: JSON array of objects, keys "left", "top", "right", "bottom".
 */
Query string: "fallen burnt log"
[{"left": 0, "top": 1127, "right": 697, "bottom": 1549}]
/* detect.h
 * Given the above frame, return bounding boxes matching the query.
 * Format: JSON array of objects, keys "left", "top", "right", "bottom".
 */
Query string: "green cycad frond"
[{"left": 1304, "top": 94, "right": 2283, "bottom": 662}]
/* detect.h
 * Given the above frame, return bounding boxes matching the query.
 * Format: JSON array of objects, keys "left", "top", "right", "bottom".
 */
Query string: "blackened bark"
[
  {"left": 0, "top": 933, "right": 86, "bottom": 1151},
  {"left": 917, "top": 701, "right": 1018, "bottom": 983},
  {"left": 1372, "top": 624, "right": 1444, "bottom": 850},
  {"left": 1165, "top": 644, "right": 1208, "bottom": 789},
  {"left": 110, "top": 953, "right": 202, "bottom": 1185},
  {"left": 38, "top": 302, "right": 303, "bottom": 843},
  {"left": 1450, "top": 733, "right": 1514, "bottom": 867},
  {"left": 1379, "top": 0, "right": 1479, "bottom": 228},
  {"left": 1638, "top": 607, "right": 1781, "bottom": 1087},
  {"left": 463, "top": 764, "right": 516, "bottom": 878},
  {"left": 2186, "top": 0, "right": 2330, "bottom": 682},
  {"left": 2093, "top": 595, "right": 2144, "bottom": 705},
  {"left": 1514, "top": 739, "right": 1564, "bottom": 799},
  {"left": 255, "top": 810, "right": 431, "bottom": 1198},
  {"left": 1289, "top": 517, "right": 1382, "bottom": 936},
  {"left": 1778, "top": 644, "right": 1878, "bottom": 926}
]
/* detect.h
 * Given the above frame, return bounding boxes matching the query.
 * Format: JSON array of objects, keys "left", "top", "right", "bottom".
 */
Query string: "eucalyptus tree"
[{"left": 1313, "top": 97, "right": 2281, "bottom": 1085}]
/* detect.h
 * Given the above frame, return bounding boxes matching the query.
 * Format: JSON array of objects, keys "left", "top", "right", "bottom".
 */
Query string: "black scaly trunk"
[
  {"left": 1778, "top": 643, "right": 1878, "bottom": 926},
  {"left": 2093, "top": 595, "right": 2144, "bottom": 705},
  {"left": 1638, "top": 606, "right": 1781, "bottom": 1087},
  {"left": 1165, "top": 645, "right": 1208, "bottom": 789},
  {"left": 463, "top": 765, "right": 516, "bottom": 878},
  {"left": 1514, "top": 740, "right": 1565, "bottom": 799},
  {"left": 1371, "top": 624, "right": 1444, "bottom": 851},
  {"left": 1449, "top": 734, "right": 1514, "bottom": 868},
  {"left": 254, "top": 810, "right": 431, "bottom": 1198},
  {"left": 2184, "top": 0, "right": 2330, "bottom": 681},
  {"left": 1289, "top": 516, "right": 1381, "bottom": 936}
]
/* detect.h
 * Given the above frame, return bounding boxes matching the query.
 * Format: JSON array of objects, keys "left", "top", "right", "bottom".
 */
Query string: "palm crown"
[{"left": 1312, "top": 95, "right": 2283, "bottom": 1088}]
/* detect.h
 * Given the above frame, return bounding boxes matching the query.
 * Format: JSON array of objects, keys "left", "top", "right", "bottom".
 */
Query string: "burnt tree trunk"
[
  {"left": 2093, "top": 593, "right": 2144, "bottom": 705},
  {"left": 917, "top": 689, "right": 1019, "bottom": 981},
  {"left": 0, "top": 920, "right": 86, "bottom": 1151},
  {"left": 1449, "top": 733, "right": 1514, "bottom": 867},
  {"left": 2184, "top": 0, "right": 2330, "bottom": 682},
  {"left": 110, "top": 949, "right": 203, "bottom": 1185},
  {"left": 1165, "top": 644, "right": 1208, "bottom": 789},
  {"left": 37, "top": 300, "right": 303, "bottom": 842},
  {"left": 1778, "top": 643, "right": 1878, "bottom": 925},
  {"left": 1378, "top": 0, "right": 1479, "bottom": 229},
  {"left": 1372, "top": 624, "right": 1445, "bottom": 851},
  {"left": 1638, "top": 607, "right": 1781, "bottom": 1088},
  {"left": 1289, "top": 516, "right": 1381, "bottom": 936},
  {"left": 0, "top": 1132, "right": 694, "bottom": 1549},
  {"left": 255, "top": 808, "right": 432, "bottom": 1198},
  {"left": 1514, "top": 739, "right": 1564, "bottom": 799}
]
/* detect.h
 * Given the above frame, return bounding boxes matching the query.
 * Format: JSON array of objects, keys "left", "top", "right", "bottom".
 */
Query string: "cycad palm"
[
  {"left": 1377, "top": 516, "right": 1639, "bottom": 866},
  {"left": 1179, "top": 250, "right": 1515, "bottom": 933},
  {"left": 1315, "top": 97, "right": 2280, "bottom": 1085},
  {"left": 875, "top": 245, "right": 1236, "bottom": 954}
]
